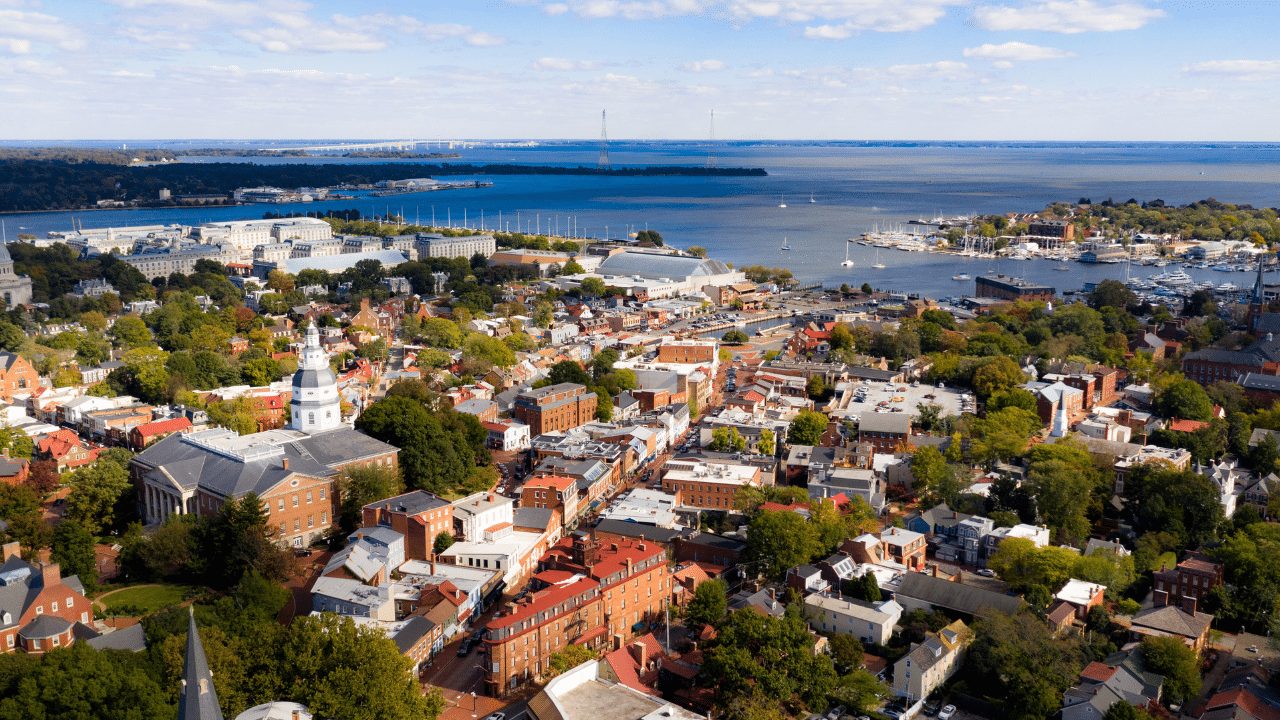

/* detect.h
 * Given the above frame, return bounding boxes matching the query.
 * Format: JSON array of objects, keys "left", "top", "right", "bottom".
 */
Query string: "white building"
[
  {"left": 804, "top": 593, "right": 903, "bottom": 645},
  {"left": 290, "top": 325, "right": 344, "bottom": 434}
]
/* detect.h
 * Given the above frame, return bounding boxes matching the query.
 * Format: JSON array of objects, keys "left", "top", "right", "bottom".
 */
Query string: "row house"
[
  {"left": 127, "top": 417, "right": 193, "bottom": 451},
  {"left": 89, "top": 404, "right": 155, "bottom": 444},
  {"left": 660, "top": 459, "right": 764, "bottom": 511},
  {"left": 362, "top": 490, "right": 455, "bottom": 561},
  {"left": 484, "top": 575, "right": 605, "bottom": 697}
]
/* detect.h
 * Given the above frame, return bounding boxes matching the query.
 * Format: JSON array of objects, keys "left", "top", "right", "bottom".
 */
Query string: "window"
[
  {"left": 319, "top": 488, "right": 326, "bottom": 500},
  {"left": 321, "top": 512, "right": 327, "bottom": 523},
  {"left": 306, "top": 491, "right": 313, "bottom": 504},
  {"left": 52, "top": 636, "right": 59, "bottom": 647},
  {"left": 294, "top": 519, "right": 300, "bottom": 531},
  {"left": 35, "top": 606, "right": 42, "bottom": 615},
  {"left": 51, "top": 602, "right": 57, "bottom": 612},
  {"left": 308, "top": 412, "right": 315, "bottom": 424},
  {"left": 32, "top": 639, "right": 39, "bottom": 650},
  {"left": 308, "top": 516, "right": 314, "bottom": 528},
  {"left": 280, "top": 522, "right": 287, "bottom": 535},
  {"left": 292, "top": 495, "right": 299, "bottom": 508},
  {"left": 66, "top": 597, "right": 73, "bottom": 608},
  {"left": 278, "top": 499, "right": 285, "bottom": 510}
]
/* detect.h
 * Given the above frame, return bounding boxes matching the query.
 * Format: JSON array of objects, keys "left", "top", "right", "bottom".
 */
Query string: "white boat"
[
  {"left": 1054, "top": 265, "right": 1070, "bottom": 271},
  {"left": 952, "top": 273, "right": 970, "bottom": 281},
  {"left": 809, "top": 193, "right": 816, "bottom": 204},
  {"left": 781, "top": 237, "right": 791, "bottom": 251},
  {"left": 871, "top": 249, "right": 885, "bottom": 269},
  {"left": 1217, "top": 283, "right": 1237, "bottom": 292},
  {"left": 841, "top": 243, "right": 854, "bottom": 267},
  {"left": 779, "top": 194, "right": 787, "bottom": 208}
]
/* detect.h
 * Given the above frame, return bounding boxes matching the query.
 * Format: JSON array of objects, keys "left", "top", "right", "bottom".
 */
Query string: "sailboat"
[
  {"left": 841, "top": 243, "right": 854, "bottom": 267},
  {"left": 871, "top": 248, "right": 885, "bottom": 269},
  {"left": 779, "top": 195, "right": 787, "bottom": 208},
  {"left": 809, "top": 193, "right": 816, "bottom": 204},
  {"left": 781, "top": 237, "right": 791, "bottom": 251}
]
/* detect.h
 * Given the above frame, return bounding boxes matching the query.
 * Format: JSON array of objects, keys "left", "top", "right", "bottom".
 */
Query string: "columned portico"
[{"left": 142, "top": 479, "right": 194, "bottom": 525}]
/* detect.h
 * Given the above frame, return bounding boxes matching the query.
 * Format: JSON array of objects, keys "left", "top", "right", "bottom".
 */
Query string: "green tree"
[
  {"left": 65, "top": 459, "right": 132, "bottom": 534},
  {"left": 1088, "top": 279, "right": 1135, "bottom": 310},
  {"left": 547, "top": 644, "right": 596, "bottom": 677},
  {"left": 910, "top": 445, "right": 950, "bottom": 501},
  {"left": 987, "top": 387, "right": 1038, "bottom": 414},
  {"left": 861, "top": 283, "right": 873, "bottom": 294},
  {"left": 709, "top": 426, "right": 747, "bottom": 452},
  {"left": 337, "top": 464, "right": 403, "bottom": 533},
  {"left": 757, "top": 428, "right": 775, "bottom": 456},
  {"left": 1028, "top": 458, "right": 1094, "bottom": 544},
  {"left": 686, "top": 578, "right": 728, "bottom": 627},
  {"left": 972, "top": 356, "right": 1025, "bottom": 399},
  {"left": 1140, "top": 636, "right": 1200, "bottom": 704},
  {"left": 828, "top": 633, "right": 865, "bottom": 674},
  {"left": 50, "top": 518, "right": 97, "bottom": 592},
  {"left": 434, "top": 532, "right": 455, "bottom": 554},
  {"left": 0, "top": 643, "right": 172, "bottom": 718},
  {"left": 1103, "top": 701, "right": 1151, "bottom": 720},
  {"left": 1155, "top": 376, "right": 1214, "bottom": 422},
  {"left": 562, "top": 259, "right": 585, "bottom": 275},
  {"left": 109, "top": 316, "right": 153, "bottom": 347},
  {"left": 421, "top": 318, "right": 463, "bottom": 348},
  {"left": 745, "top": 510, "right": 819, "bottom": 577},
  {"left": 788, "top": 410, "right": 827, "bottom": 446},
  {"left": 580, "top": 277, "right": 607, "bottom": 297}
]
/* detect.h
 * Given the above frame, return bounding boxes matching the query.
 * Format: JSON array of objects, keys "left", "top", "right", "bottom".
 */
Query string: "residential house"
[
  {"left": 1054, "top": 579, "right": 1107, "bottom": 621},
  {"left": 1152, "top": 552, "right": 1223, "bottom": 608},
  {"left": 0, "top": 543, "right": 94, "bottom": 654},
  {"left": 893, "top": 572, "right": 1024, "bottom": 618},
  {"left": 804, "top": 592, "right": 903, "bottom": 645},
  {"left": 892, "top": 620, "right": 971, "bottom": 703},
  {"left": 362, "top": 490, "right": 455, "bottom": 562},
  {"left": 1128, "top": 604, "right": 1214, "bottom": 651}
]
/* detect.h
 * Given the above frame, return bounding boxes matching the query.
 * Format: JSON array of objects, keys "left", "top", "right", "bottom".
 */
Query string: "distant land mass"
[{"left": 0, "top": 159, "right": 766, "bottom": 213}]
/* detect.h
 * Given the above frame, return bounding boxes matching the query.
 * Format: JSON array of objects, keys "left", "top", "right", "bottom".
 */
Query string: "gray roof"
[
  {"left": 455, "top": 398, "right": 497, "bottom": 416},
  {"left": 513, "top": 507, "right": 555, "bottom": 531},
  {"left": 593, "top": 518, "right": 684, "bottom": 544},
  {"left": 178, "top": 611, "right": 223, "bottom": 720},
  {"left": 17, "top": 614, "right": 70, "bottom": 639},
  {"left": 858, "top": 413, "right": 912, "bottom": 434},
  {"left": 293, "top": 428, "right": 398, "bottom": 468},
  {"left": 354, "top": 525, "right": 403, "bottom": 546},
  {"left": 85, "top": 622, "right": 148, "bottom": 652},
  {"left": 133, "top": 430, "right": 335, "bottom": 499},
  {"left": 895, "top": 572, "right": 1024, "bottom": 617},
  {"left": 596, "top": 251, "right": 732, "bottom": 280},
  {"left": 393, "top": 615, "right": 436, "bottom": 654},
  {"left": 279, "top": 249, "right": 408, "bottom": 275},
  {"left": 364, "top": 490, "right": 450, "bottom": 517},
  {"left": 1130, "top": 605, "right": 1213, "bottom": 640},
  {"left": 1240, "top": 373, "right": 1280, "bottom": 392}
]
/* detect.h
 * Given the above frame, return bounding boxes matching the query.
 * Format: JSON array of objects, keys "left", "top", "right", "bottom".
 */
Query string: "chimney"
[
  {"left": 626, "top": 558, "right": 633, "bottom": 575},
  {"left": 41, "top": 563, "right": 60, "bottom": 587},
  {"left": 505, "top": 602, "right": 517, "bottom": 615},
  {"left": 613, "top": 634, "right": 624, "bottom": 651},
  {"left": 611, "top": 543, "right": 619, "bottom": 552},
  {"left": 292, "top": 712, "right": 299, "bottom": 720},
  {"left": 1, "top": 542, "right": 18, "bottom": 562},
  {"left": 430, "top": 560, "right": 436, "bottom": 575},
  {"left": 630, "top": 641, "right": 649, "bottom": 669},
  {"left": 769, "top": 588, "right": 776, "bottom": 602},
  {"left": 283, "top": 458, "right": 289, "bottom": 471},
  {"left": 1182, "top": 595, "right": 1197, "bottom": 615},
  {"left": 489, "top": 494, "right": 495, "bottom": 502}
]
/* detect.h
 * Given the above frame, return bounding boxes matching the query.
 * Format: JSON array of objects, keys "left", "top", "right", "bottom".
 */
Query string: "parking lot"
[{"left": 840, "top": 381, "right": 972, "bottom": 424}]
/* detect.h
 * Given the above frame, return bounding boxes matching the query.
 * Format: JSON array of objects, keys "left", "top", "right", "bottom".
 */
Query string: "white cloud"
[
  {"left": 885, "top": 60, "right": 971, "bottom": 80},
  {"left": 963, "top": 41, "right": 1076, "bottom": 64},
  {"left": 465, "top": 31, "right": 508, "bottom": 46},
  {"left": 109, "top": 69, "right": 153, "bottom": 77},
  {"left": 971, "top": 1, "right": 1165, "bottom": 34},
  {"left": 532, "top": 57, "right": 599, "bottom": 70},
  {"left": 682, "top": 59, "right": 726, "bottom": 72},
  {"left": 117, "top": 26, "right": 196, "bottom": 50},
  {"left": 543, "top": 3, "right": 570, "bottom": 14},
  {"left": 12, "top": 59, "right": 65, "bottom": 74},
  {"left": 1182, "top": 60, "right": 1280, "bottom": 82},
  {"left": 235, "top": 25, "right": 385, "bottom": 54},
  {"left": 554, "top": 0, "right": 957, "bottom": 31},
  {"left": 0, "top": 9, "right": 85, "bottom": 53}
]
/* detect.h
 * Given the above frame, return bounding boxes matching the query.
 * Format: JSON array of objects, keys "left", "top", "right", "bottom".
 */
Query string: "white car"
[{"left": 938, "top": 705, "right": 957, "bottom": 720}]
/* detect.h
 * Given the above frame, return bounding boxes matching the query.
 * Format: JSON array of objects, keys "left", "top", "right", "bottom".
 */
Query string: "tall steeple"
[
  {"left": 1250, "top": 251, "right": 1268, "bottom": 333},
  {"left": 289, "top": 323, "right": 342, "bottom": 434},
  {"left": 178, "top": 610, "right": 223, "bottom": 720}
]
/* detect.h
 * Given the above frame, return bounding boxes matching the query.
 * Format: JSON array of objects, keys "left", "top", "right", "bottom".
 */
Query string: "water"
[{"left": 5, "top": 141, "right": 1279, "bottom": 300}]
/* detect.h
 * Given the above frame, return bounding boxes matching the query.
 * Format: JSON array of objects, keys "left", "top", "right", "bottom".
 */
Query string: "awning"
[
  {"left": 631, "top": 621, "right": 646, "bottom": 632},
  {"left": 571, "top": 625, "right": 608, "bottom": 646}
]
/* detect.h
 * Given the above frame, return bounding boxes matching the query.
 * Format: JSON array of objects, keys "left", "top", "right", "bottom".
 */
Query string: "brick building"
[
  {"left": 660, "top": 460, "right": 763, "bottom": 510},
  {"left": 0, "top": 352, "right": 39, "bottom": 403},
  {"left": 657, "top": 340, "right": 717, "bottom": 366},
  {"left": 484, "top": 575, "right": 605, "bottom": 696},
  {"left": 127, "top": 417, "right": 193, "bottom": 451},
  {"left": 0, "top": 543, "right": 93, "bottom": 654},
  {"left": 1152, "top": 551, "right": 1224, "bottom": 609},
  {"left": 513, "top": 383, "right": 598, "bottom": 435},
  {"left": 520, "top": 475, "right": 580, "bottom": 529},
  {"left": 1028, "top": 219, "right": 1076, "bottom": 239},
  {"left": 974, "top": 275, "right": 1055, "bottom": 303},
  {"left": 362, "top": 490, "right": 456, "bottom": 561},
  {"left": 857, "top": 413, "right": 913, "bottom": 453}
]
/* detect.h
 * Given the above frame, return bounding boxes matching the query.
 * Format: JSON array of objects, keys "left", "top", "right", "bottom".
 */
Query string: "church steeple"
[
  {"left": 178, "top": 610, "right": 223, "bottom": 720},
  {"left": 1250, "top": 251, "right": 1269, "bottom": 333}
]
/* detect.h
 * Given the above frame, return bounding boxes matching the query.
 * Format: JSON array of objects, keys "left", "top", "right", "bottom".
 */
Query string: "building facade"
[{"left": 513, "top": 383, "right": 598, "bottom": 435}]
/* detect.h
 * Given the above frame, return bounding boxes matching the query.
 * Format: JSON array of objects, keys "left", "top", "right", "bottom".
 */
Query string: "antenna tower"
[
  {"left": 706, "top": 109, "right": 717, "bottom": 169},
  {"left": 597, "top": 110, "right": 611, "bottom": 171}
]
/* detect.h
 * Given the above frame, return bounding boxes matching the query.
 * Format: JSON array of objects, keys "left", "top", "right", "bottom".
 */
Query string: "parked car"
[
  {"left": 471, "top": 626, "right": 486, "bottom": 642},
  {"left": 456, "top": 640, "right": 472, "bottom": 657},
  {"left": 827, "top": 706, "right": 847, "bottom": 720},
  {"left": 882, "top": 709, "right": 902, "bottom": 720},
  {"left": 976, "top": 569, "right": 996, "bottom": 577},
  {"left": 938, "top": 706, "right": 957, "bottom": 720}
]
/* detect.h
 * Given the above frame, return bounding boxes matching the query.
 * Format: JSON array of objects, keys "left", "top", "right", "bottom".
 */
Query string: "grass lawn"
[{"left": 98, "top": 585, "right": 198, "bottom": 615}]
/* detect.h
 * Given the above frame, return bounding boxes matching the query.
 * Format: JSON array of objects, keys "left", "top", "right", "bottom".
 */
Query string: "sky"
[{"left": 2, "top": 0, "right": 1279, "bottom": 140}]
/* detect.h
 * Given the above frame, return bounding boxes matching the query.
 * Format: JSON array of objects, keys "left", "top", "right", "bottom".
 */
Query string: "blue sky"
[{"left": 2, "top": 0, "right": 1278, "bottom": 140}]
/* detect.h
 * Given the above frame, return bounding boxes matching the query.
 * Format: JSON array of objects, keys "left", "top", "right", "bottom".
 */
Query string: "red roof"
[
  {"left": 134, "top": 417, "right": 192, "bottom": 437},
  {"left": 742, "top": 390, "right": 766, "bottom": 403},
  {"left": 523, "top": 475, "right": 577, "bottom": 492},
  {"left": 1206, "top": 688, "right": 1280, "bottom": 720},
  {"left": 1080, "top": 662, "right": 1117, "bottom": 683},
  {"left": 1169, "top": 419, "right": 1209, "bottom": 433},
  {"left": 487, "top": 576, "right": 598, "bottom": 631},
  {"left": 481, "top": 421, "right": 512, "bottom": 433}
]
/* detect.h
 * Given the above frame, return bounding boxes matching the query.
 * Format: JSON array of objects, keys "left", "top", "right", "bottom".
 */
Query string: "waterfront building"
[
  {"left": 119, "top": 242, "right": 241, "bottom": 281},
  {"left": 974, "top": 275, "right": 1055, "bottom": 302},
  {"left": 1028, "top": 219, "right": 1075, "bottom": 239},
  {"left": 391, "top": 233, "right": 496, "bottom": 260}
]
